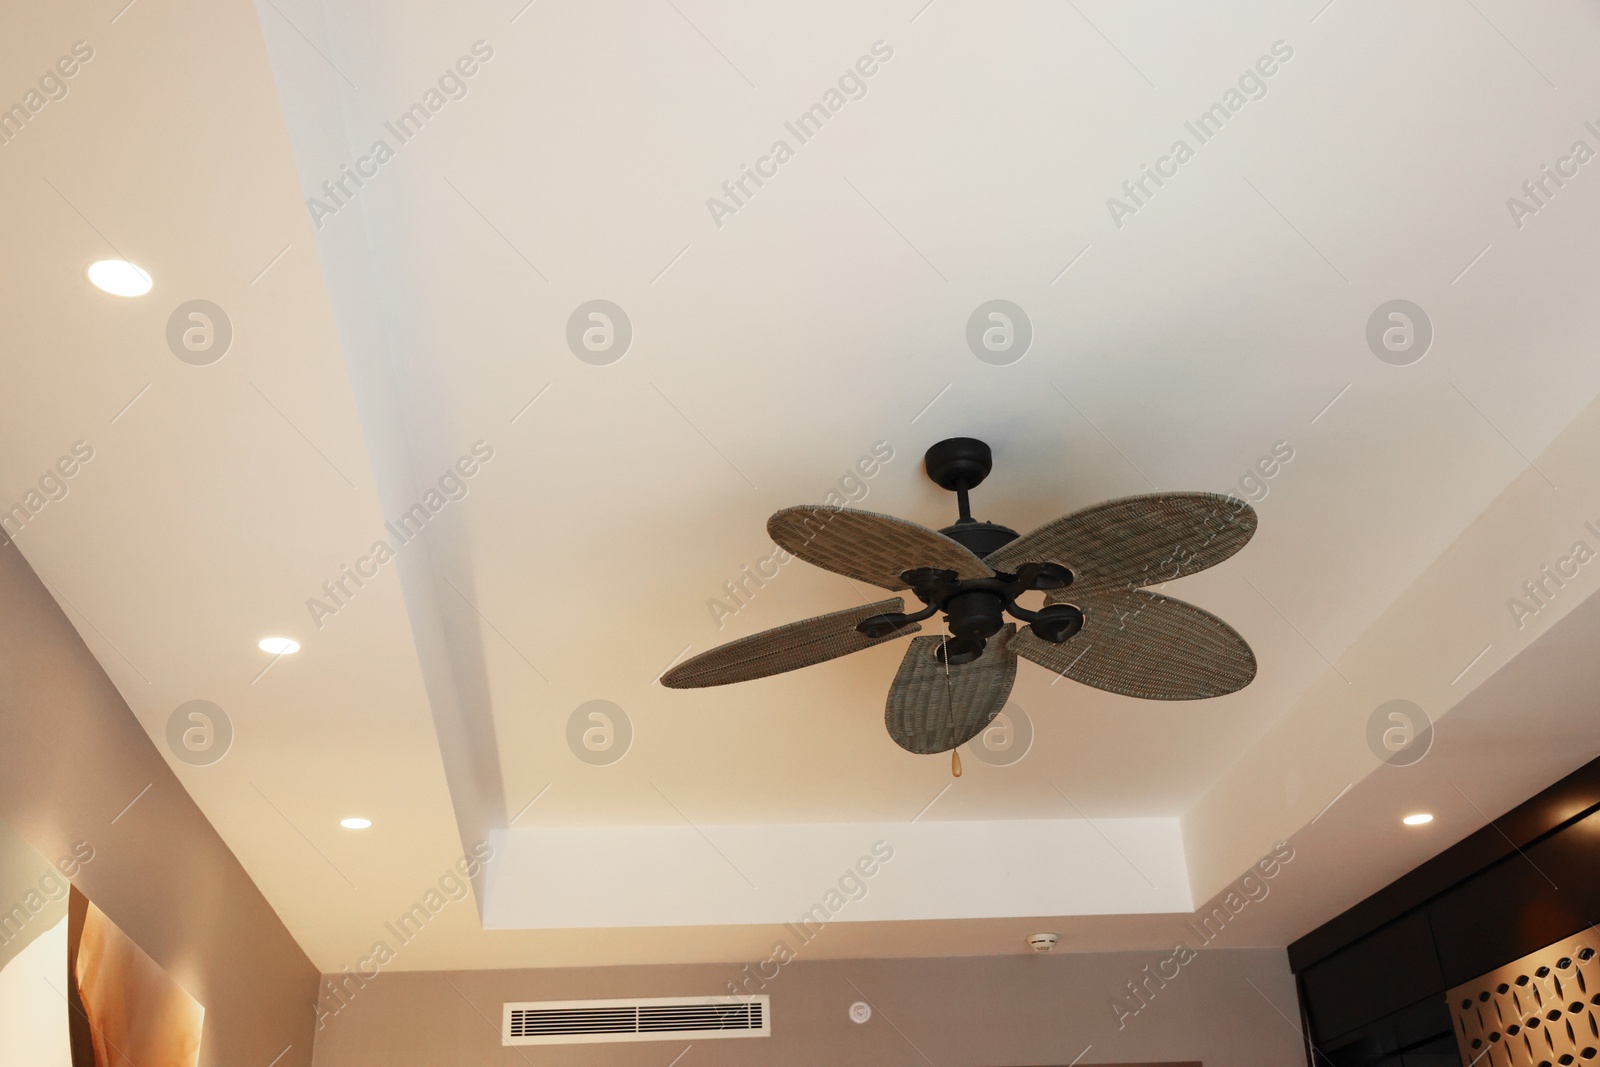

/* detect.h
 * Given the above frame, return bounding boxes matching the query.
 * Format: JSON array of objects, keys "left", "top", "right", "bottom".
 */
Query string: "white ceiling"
[{"left": 4, "top": 0, "right": 1600, "bottom": 970}]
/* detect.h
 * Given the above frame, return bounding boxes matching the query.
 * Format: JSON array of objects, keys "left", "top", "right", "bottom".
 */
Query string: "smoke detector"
[
  {"left": 848, "top": 1001, "right": 872, "bottom": 1024},
  {"left": 1027, "top": 932, "right": 1059, "bottom": 952}
]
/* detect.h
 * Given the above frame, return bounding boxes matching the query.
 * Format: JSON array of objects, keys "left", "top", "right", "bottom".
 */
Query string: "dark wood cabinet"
[{"left": 1291, "top": 756, "right": 1600, "bottom": 1064}]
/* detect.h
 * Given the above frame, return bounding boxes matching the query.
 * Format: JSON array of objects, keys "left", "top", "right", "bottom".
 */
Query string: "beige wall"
[
  {"left": 0, "top": 540, "right": 320, "bottom": 1067},
  {"left": 310, "top": 947, "right": 1302, "bottom": 1066}
]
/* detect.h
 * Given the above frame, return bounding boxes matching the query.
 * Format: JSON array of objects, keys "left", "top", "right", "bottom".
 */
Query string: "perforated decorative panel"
[{"left": 1448, "top": 928, "right": 1600, "bottom": 1066}]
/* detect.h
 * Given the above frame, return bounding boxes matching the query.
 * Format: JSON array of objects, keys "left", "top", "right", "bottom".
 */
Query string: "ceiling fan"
[{"left": 662, "top": 438, "right": 1257, "bottom": 766}]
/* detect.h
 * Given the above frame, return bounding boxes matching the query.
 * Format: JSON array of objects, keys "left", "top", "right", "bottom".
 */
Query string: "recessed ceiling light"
[
  {"left": 86, "top": 259, "right": 152, "bottom": 296},
  {"left": 340, "top": 817, "right": 372, "bottom": 830},
  {"left": 258, "top": 637, "right": 300, "bottom": 655},
  {"left": 1403, "top": 813, "right": 1434, "bottom": 826}
]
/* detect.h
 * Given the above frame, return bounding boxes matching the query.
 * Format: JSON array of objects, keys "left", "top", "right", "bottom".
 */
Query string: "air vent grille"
[{"left": 503, "top": 996, "right": 770, "bottom": 1045}]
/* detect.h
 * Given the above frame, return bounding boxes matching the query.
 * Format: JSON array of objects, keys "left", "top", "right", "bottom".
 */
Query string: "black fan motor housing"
[{"left": 940, "top": 519, "right": 1018, "bottom": 558}]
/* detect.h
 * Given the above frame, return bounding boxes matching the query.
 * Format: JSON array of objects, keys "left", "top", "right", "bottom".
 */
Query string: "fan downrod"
[{"left": 924, "top": 438, "right": 1020, "bottom": 558}]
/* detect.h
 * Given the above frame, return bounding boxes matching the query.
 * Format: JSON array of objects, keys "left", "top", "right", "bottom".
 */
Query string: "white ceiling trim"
[{"left": 486, "top": 818, "right": 1190, "bottom": 929}]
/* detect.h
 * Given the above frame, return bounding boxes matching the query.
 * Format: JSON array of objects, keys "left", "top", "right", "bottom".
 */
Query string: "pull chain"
[
  {"left": 934, "top": 614, "right": 960, "bottom": 780},
  {"left": 943, "top": 616, "right": 958, "bottom": 777},
  {"left": 941, "top": 618, "right": 953, "bottom": 689}
]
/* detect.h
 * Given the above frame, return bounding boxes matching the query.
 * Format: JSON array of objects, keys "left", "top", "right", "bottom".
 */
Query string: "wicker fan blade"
[
  {"left": 984, "top": 493, "right": 1256, "bottom": 597},
  {"left": 661, "top": 598, "right": 918, "bottom": 689},
  {"left": 1013, "top": 590, "right": 1254, "bottom": 700},
  {"left": 884, "top": 625, "right": 1017, "bottom": 754},
  {"left": 768, "top": 505, "right": 993, "bottom": 592}
]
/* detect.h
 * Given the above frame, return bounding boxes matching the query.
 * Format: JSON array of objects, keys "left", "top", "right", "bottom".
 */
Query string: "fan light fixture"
[
  {"left": 663, "top": 438, "right": 1259, "bottom": 767},
  {"left": 87, "top": 259, "right": 152, "bottom": 296}
]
